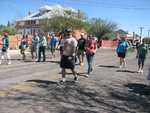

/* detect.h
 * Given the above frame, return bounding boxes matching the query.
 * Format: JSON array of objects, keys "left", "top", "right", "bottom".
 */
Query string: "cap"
[{"left": 65, "top": 28, "right": 72, "bottom": 33}]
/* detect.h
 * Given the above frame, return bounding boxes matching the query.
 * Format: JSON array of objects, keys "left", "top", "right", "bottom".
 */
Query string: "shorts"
[
  {"left": 138, "top": 57, "right": 145, "bottom": 66},
  {"left": 77, "top": 49, "right": 85, "bottom": 56},
  {"left": 60, "top": 55, "right": 75, "bottom": 69},
  {"left": 117, "top": 52, "right": 126, "bottom": 58}
]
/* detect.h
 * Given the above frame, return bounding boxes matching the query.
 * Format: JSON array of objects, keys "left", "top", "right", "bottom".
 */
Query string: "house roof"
[{"left": 16, "top": 4, "right": 78, "bottom": 21}]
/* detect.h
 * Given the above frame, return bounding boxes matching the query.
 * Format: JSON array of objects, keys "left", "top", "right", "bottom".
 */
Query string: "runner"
[
  {"left": 85, "top": 35, "right": 97, "bottom": 77},
  {"left": 60, "top": 29, "right": 78, "bottom": 82},
  {"left": 77, "top": 33, "right": 86, "bottom": 66},
  {"left": 137, "top": 39, "right": 148, "bottom": 73},
  {"left": 116, "top": 36, "right": 129, "bottom": 68},
  {"left": 0, "top": 32, "right": 11, "bottom": 65},
  {"left": 50, "top": 33, "right": 58, "bottom": 59}
]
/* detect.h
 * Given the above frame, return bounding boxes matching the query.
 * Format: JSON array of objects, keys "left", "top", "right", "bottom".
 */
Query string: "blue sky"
[{"left": 0, "top": 0, "right": 150, "bottom": 37}]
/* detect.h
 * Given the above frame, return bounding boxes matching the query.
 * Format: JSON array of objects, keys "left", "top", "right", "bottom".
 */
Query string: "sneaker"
[
  {"left": 119, "top": 65, "right": 122, "bottom": 68},
  {"left": 140, "top": 69, "right": 143, "bottom": 73},
  {"left": 74, "top": 76, "right": 78, "bottom": 81},
  {"left": 80, "top": 62, "right": 84, "bottom": 66},
  {"left": 7, "top": 62, "right": 11, "bottom": 65},
  {"left": 60, "top": 78, "right": 66, "bottom": 83},
  {"left": 138, "top": 69, "right": 141, "bottom": 73},
  {"left": 85, "top": 74, "right": 89, "bottom": 78}
]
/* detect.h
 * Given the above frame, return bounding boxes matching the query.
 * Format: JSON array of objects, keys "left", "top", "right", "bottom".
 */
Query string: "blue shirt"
[
  {"left": 50, "top": 36, "right": 58, "bottom": 48},
  {"left": 117, "top": 41, "right": 128, "bottom": 53}
]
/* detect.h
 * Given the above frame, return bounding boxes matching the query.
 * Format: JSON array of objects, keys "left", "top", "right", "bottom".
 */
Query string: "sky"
[{"left": 0, "top": 0, "right": 150, "bottom": 37}]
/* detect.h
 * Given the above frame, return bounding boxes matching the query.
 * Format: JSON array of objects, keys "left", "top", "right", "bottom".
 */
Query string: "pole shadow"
[
  {"left": 98, "top": 65, "right": 119, "bottom": 68},
  {"left": 116, "top": 70, "right": 137, "bottom": 73}
]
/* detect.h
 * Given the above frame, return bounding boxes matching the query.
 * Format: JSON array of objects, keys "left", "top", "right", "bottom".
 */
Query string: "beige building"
[{"left": 15, "top": 5, "right": 80, "bottom": 35}]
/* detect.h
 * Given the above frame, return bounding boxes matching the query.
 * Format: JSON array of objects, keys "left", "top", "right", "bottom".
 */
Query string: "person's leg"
[
  {"left": 36, "top": 46, "right": 39, "bottom": 60},
  {"left": 0, "top": 52, "right": 5, "bottom": 64},
  {"left": 71, "top": 68, "right": 78, "bottom": 81},
  {"left": 89, "top": 54, "right": 94, "bottom": 72},
  {"left": 86, "top": 54, "right": 90, "bottom": 75},
  {"left": 42, "top": 46, "right": 46, "bottom": 62},
  {"left": 31, "top": 46, "right": 34, "bottom": 59},
  {"left": 122, "top": 58, "right": 126, "bottom": 68},
  {"left": 138, "top": 58, "right": 141, "bottom": 72},
  {"left": 6, "top": 49, "right": 11, "bottom": 64},
  {"left": 38, "top": 46, "right": 41, "bottom": 62},
  {"left": 81, "top": 51, "right": 85, "bottom": 64},
  {"left": 140, "top": 58, "right": 145, "bottom": 73},
  {"left": 86, "top": 54, "right": 94, "bottom": 75},
  {"left": 77, "top": 51, "right": 81, "bottom": 65},
  {"left": 61, "top": 68, "right": 66, "bottom": 82}
]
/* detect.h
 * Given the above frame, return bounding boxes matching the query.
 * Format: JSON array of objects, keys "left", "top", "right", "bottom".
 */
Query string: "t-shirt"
[
  {"left": 117, "top": 41, "right": 128, "bottom": 53},
  {"left": 63, "top": 37, "right": 77, "bottom": 56},
  {"left": 32, "top": 36, "right": 39, "bottom": 47},
  {"left": 2, "top": 36, "right": 9, "bottom": 49},
  {"left": 78, "top": 37, "right": 86, "bottom": 50},
  {"left": 86, "top": 38, "right": 97, "bottom": 55},
  {"left": 138, "top": 44, "right": 148, "bottom": 58},
  {"left": 50, "top": 36, "right": 58, "bottom": 48}
]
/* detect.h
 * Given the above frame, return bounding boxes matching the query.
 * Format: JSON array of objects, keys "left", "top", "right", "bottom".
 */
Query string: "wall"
[{"left": 101, "top": 40, "right": 117, "bottom": 48}]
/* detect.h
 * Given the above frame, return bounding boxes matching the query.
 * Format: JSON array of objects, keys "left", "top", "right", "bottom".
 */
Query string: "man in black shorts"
[{"left": 60, "top": 29, "right": 78, "bottom": 82}]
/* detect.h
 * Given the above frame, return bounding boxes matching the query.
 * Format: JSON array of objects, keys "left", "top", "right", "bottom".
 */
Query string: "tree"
[
  {"left": 88, "top": 18, "right": 117, "bottom": 40},
  {"left": 41, "top": 16, "right": 90, "bottom": 33},
  {"left": 0, "top": 25, "right": 17, "bottom": 35}
]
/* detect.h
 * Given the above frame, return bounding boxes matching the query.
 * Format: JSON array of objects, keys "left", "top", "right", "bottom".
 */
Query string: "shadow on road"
[
  {"left": 98, "top": 65, "right": 118, "bottom": 68},
  {"left": 116, "top": 70, "right": 137, "bottom": 73},
  {"left": 125, "top": 83, "right": 150, "bottom": 95},
  {"left": 9, "top": 79, "right": 136, "bottom": 113},
  {"left": 109, "top": 83, "right": 150, "bottom": 113}
]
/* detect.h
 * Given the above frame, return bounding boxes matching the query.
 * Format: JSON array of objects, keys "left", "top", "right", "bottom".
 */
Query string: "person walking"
[
  {"left": 85, "top": 35, "right": 97, "bottom": 77},
  {"left": 50, "top": 33, "right": 58, "bottom": 59},
  {"left": 137, "top": 39, "right": 148, "bottom": 73},
  {"left": 77, "top": 33, "right": 86, "bottom": 66},
  {"left": 0, "top": 32, "right": 11, "bottom": 65},
  {"left": 60, "top": 29, "right": 78, "bottom": 82},
  {"left": 116, "top": 36, "right": 129, "bottom": 68},
  {"left": 37, "top": 33, "right": 47, "bottom": 62},
  {"left": 20, "top": 35, "right": 28, "bottom": 60}
]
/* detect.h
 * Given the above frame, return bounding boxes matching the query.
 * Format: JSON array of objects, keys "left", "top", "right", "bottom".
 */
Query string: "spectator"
[{"left": 0, "top": 32, "right": 11, "bottom": 65}]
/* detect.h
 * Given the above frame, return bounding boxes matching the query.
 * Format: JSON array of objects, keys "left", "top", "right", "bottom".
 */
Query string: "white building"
[{"left": 15, "top": 5, "right": 79, "bottom": 35}]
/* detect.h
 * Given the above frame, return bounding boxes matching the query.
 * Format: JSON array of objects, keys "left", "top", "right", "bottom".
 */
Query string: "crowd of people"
[{"left": 0, "top": 29, "right": 149, "bottom": 82}]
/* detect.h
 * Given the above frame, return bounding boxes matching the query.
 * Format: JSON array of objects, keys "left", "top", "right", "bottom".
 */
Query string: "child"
[{"left": 137, "top": 40, "right": 148, "bottom": 73}]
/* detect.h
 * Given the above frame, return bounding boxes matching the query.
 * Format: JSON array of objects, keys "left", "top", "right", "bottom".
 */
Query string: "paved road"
[{"left": 0, "top": 49, "right": 150, "bottom": 113}]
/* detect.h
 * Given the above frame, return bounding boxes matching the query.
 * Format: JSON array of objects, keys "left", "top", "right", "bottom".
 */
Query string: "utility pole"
[
  {"left": 148, "top": 30, "right": 150, "bottom": 37},
  {"left": 139, "top": 27, "right": 144, "bottom": 43}
]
